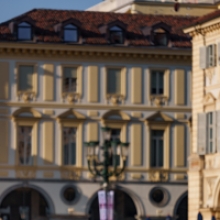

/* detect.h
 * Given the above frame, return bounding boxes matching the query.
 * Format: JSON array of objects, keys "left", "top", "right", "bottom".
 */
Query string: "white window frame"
[
  {"left": 207, "top": 112, "right": 214, "bottom": 154},
  {"left": 207, "top": 44, "right": 216, "bottom": 68}
]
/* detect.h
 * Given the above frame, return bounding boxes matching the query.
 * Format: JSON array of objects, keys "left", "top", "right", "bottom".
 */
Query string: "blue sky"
[{"left": 0, "top": 0, "right": 102, "bottom": 23}]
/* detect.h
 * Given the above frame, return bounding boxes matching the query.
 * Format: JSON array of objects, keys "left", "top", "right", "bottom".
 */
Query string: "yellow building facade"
[
  {"left": 0, "top": 9, "right": 193, "bottom": 220},
  {"left": 184, "top": 10, "right": 220, "bottom": 220}
]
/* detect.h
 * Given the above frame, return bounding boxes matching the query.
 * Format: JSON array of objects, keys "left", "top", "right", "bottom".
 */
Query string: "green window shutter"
[
  {"left": 197, "top": 113, "right": 207, "bottom": 155},
  {"left": 19, "top": 66, "right": 34, "bottom": 90},
  {"left": 107, "top": 69, "right": 121, "bottom": 94}
]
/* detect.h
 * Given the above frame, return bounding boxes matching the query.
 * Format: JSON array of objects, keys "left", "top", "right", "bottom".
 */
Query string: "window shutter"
[
  {"left": 217, "top": 111, "right": 220, "bottom": 153},
  {"left": 200, "top": 46, "right": 207, "bottom": 69},
  {"left": 197, "top": 113, "right": 207, "bottom": 155},
  {"left": 212, "top": 111, "right": 217, "bottom": 153}
]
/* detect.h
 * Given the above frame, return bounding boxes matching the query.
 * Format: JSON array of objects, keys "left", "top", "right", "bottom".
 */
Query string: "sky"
[{"left": 0, "top": 0, "right": 102, "bottom": 23}]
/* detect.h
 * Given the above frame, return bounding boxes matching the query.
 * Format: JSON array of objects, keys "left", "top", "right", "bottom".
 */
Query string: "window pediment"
[
  {"left": 12, "top": 108, "right": 41, "bottom": 120},
  {"left": 152, "top": 22, "right": 171, "bottom": 33},
  {"left": 146, "top": 112, "right": 173, "bottom": 123},
  {"left": 57, "top": 109, "right": 86, "bottom": 121},
  {"left": 204, "top": 93, "right": 216, "bottom": 105},
  {"left": 102, "top": 110, "right": 130, "bottom": 121}
]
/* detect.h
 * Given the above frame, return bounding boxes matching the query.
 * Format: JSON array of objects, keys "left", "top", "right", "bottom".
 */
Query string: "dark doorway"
[
  {"left": 175, "top": 194, "right": 188, "bottom": 220},
  {"left": 0, "top": 187, "right": 49, "bottom": 220},
  {"left": 89, "top": 189, "right": 137, "bottom": 220}
]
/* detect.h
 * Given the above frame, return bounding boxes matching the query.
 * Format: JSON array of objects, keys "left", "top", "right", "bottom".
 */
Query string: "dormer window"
[
  {"left": 64, "top": 24, "right": 78, "bottom": 42},
  {"left": 17, "top": 22, "right": 32, "bottom": 40},
  {"left": 109, "top": 26, "right": 124, "bottom": 44},
  {"left": 153, "top": 28, "right": 168, "bottom": 46}
]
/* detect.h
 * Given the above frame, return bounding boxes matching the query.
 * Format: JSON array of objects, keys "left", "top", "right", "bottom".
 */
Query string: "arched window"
[
  {"left": 153, "top": 28, "right": 168, "bottom": 46},
  {"left": 64, "top": 24, "right": 78, "bottom": 42},
  {"left": 109, "top": 26, "right": 124, "bottom": 44},
  {"left": 17, "top": 22, "right": 32, "bottom": 40}
]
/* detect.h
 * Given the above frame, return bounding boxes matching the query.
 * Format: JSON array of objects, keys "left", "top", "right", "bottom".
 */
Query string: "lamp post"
[
  {"left": 85, "top": 127, "right": 129, "bottom": 186},
  {"left": 84, "top": 127, "right": 129, "bottom": 219}
]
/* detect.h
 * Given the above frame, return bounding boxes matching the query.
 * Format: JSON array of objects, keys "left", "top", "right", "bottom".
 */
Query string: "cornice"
[
  {"left": 0, "top": 101, "right": 192, "bottom": 112},
  {"left": 0, "top": 42, "right": 191, "bottom": 61},
  {"left": 187, "top": 22, "right": 220, "bottom": 37}
]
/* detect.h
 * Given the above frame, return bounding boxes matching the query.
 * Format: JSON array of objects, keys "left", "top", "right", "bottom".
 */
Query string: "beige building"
[
  {"left": 0, "top": 8, "right": 194, "bottom": 220},
  {"left": 87, "top": 0, "right": 220, "bottom": 16},
  {"left": 184, "top": 9, "right": 220, "bottom": 220}
]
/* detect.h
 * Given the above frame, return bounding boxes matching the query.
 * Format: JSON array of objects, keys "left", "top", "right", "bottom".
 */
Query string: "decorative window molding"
[
  {"left": 61, "top": 65, "right": 82, "bottom": 103},
  {"left": 145, "top": 112, "right": 172, "bottom": 171},
  {"left": 12, "top": 108, "right": 41, "bottom": 167},
  {"left": 17, "top": 22, "right": 32, "bottom": 41},
  {"left": 57, "top": 109, "right": 85, "bottom": 167},
  {"left": 60, "top": 184, "right": 81, "bottom": 205},
  {"left": 203, "top": 92, "right": 216, "bottom": 112},
  {"left": 149, "top": 187, "right": 170, "bottom": 207},
  {"left": 15, "top": 62, "right": 38, "bottom": 102},
  {"left": 105, "top": 67, "right": 126, "bottom": 105},
  {"left": 148, "top": 68, "right": 170, "bottom": 106}
]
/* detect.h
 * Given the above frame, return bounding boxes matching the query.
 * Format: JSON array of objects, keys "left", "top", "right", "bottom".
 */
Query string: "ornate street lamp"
[{"left": 85, "top": 127, "right": 129, "bottom": 186}]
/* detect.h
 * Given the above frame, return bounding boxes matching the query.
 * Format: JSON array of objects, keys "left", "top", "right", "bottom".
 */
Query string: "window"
[
  {"left": 63, "top": 67, "right": 77, "bottom": 93},
  {"left": 18, "top": 126, "right": 32, "bottom": 165},
  {"left": 207, "top": 44, "right": 216, "bottom": 68},
  {"left": 151, "top": 70, "right": 164, "bottom": 95},
  {"left": 17, "top": 22, "right": 32, "bottom": 40},
  {"left": 109, "top": 26, "right": 124, "bottom": 44},
  {"left": 107, "top": 68, "right": 121, "bottom": 94},
  {"left": 110, "top": 129, "right": 121, "bottom": 166},
  {"left": 153, "top": 28, "right": 168, "bottom": 46},
  {"left": 199, "top": 44, "right": 216, "bottom": 69},
  {"left": 207, "top": 112, "right": 214, "bottom": 153},
  {"left": 151, "top": 130, "right": 164, "bottom": 167},
  {"left": 149, "top": 187, "right": 169, "bottom": 207},
  {"left": 63, "top": 127, "right": 76, "bottom": 165},
  {"left": 61, "top": 185, "right": 80, "bottom": 205},
  {"left": 18, "top": 65, "right": 34, "bottom": 91},
  {"left": 64, "top": 24, "right": 78, "bottom": 42}
]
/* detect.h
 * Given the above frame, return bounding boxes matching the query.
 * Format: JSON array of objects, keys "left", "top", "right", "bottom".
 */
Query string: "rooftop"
[{"left": 0, "top": 9, "right": 197, "bottom": 48}]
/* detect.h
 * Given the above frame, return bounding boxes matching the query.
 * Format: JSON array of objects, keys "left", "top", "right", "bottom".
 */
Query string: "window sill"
[
  {"left": 17, "top": 91, "right": 36, "bottom": 102},
  {"left": 62, "top": 92, "right": 81, "bottom": 103},
  {"left": 106, "top": 94, "right": 125, "bottom": 105},
  {"left": 150, "top": 95, "right": 168, "bottom": 107}
]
